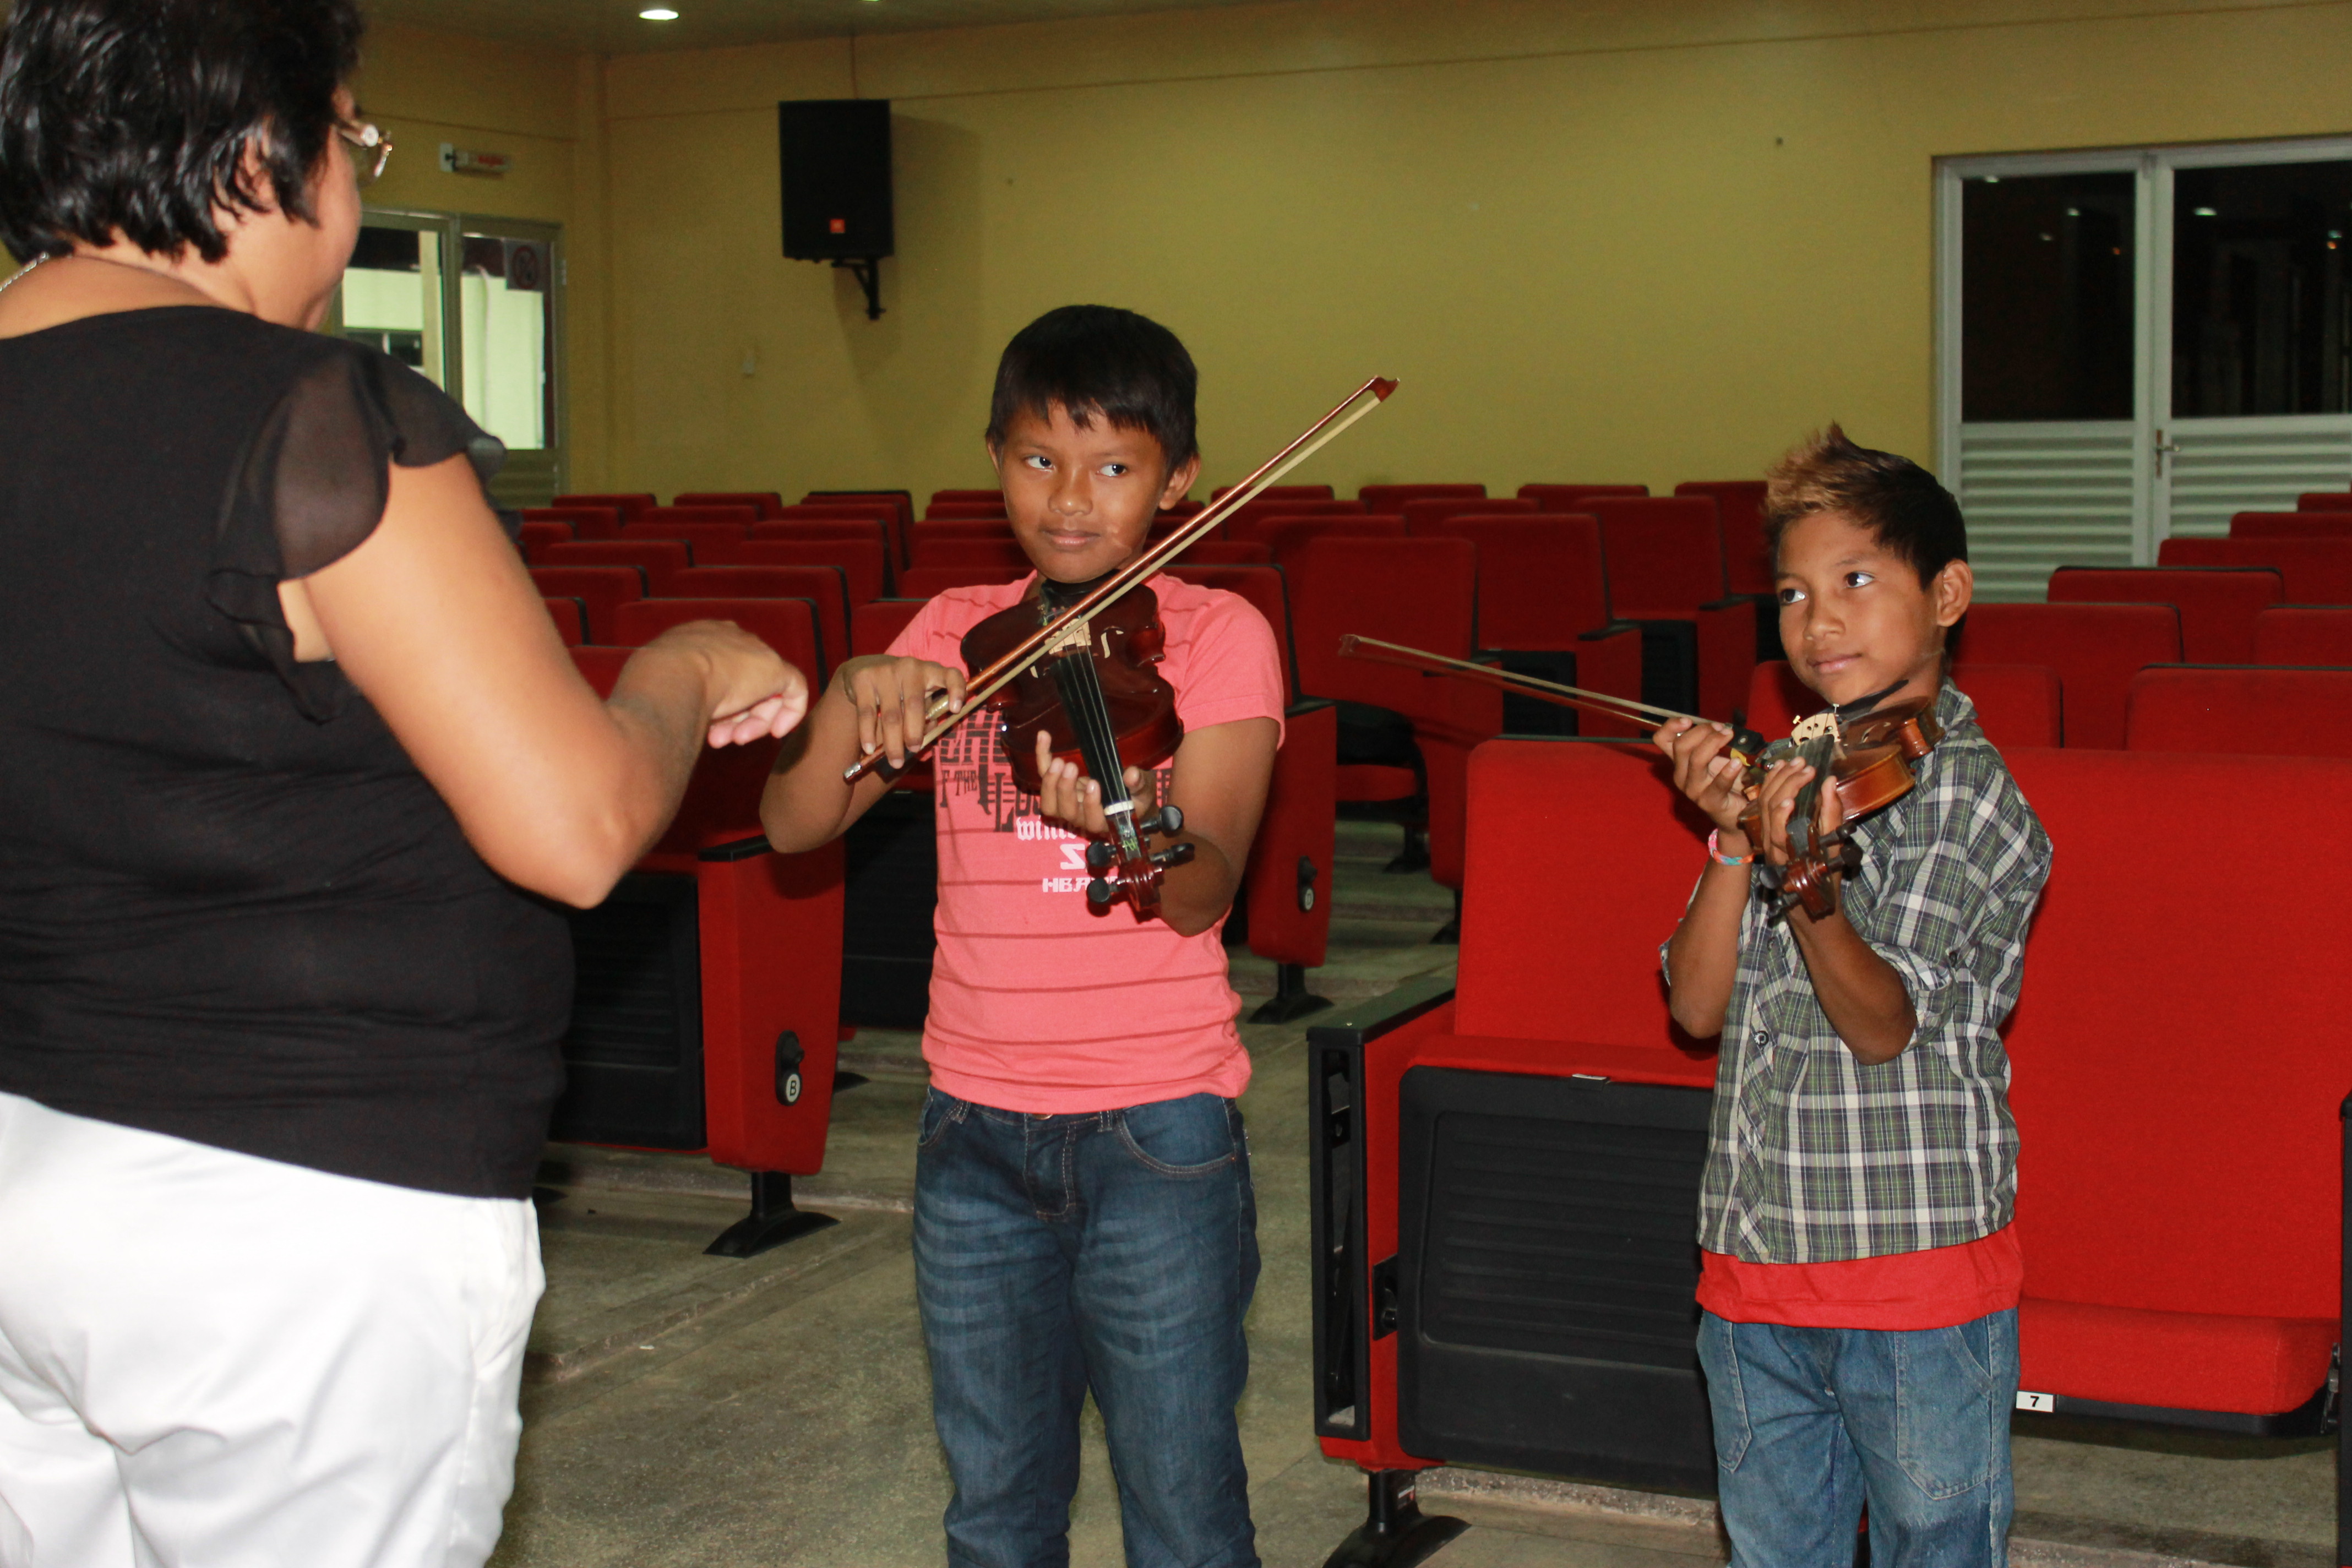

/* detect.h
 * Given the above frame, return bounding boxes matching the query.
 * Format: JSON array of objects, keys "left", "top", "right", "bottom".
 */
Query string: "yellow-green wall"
[{"left": 591, "top": 0, "right": 2352, "bottom": 503}]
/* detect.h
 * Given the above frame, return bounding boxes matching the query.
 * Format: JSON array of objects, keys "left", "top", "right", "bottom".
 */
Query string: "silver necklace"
[{"left": 0, "top": 253, "right": 52, "bottom": 297}]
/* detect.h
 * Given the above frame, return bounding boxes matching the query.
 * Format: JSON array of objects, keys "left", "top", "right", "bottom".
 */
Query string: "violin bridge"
[
  {"left": 1039, "top": 615, "right": 1093, "bottom": 658},
  {"left": 1791, "top": 711, "right": 1839, "bottom": 744}
]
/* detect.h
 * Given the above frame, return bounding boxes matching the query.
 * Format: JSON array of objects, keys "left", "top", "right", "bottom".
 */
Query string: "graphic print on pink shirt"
[{"left": 888, "top": 575, "right": 1287, "bottom": 1115}]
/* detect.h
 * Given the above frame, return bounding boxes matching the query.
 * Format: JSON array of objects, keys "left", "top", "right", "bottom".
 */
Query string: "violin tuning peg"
[
  {"left": 1140, "top": 804, "right": 1184, "bottom": 838},
  {"left": 1085, "top": 841, "right": 1115, "bottom": 874},
  {"left": 1151, "top": 842, "right": 1196, "bottom": 870},
  {"left": 1086, "top": 878, "right": 1117, "bottom": 907}
]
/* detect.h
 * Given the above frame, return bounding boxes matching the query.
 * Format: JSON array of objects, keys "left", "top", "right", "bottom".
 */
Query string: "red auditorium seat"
[
  {"left": 541, "top": 597, "right": 586, "bottom": 645},
  {"left": 666, "top": 567, "right": 850, "bottom": 670},
  {"left": 560, "top": 622, "right": 846, "bottom": 1257},
  {"left": 1164, "top": 563, "right": 1340, "bottom": 1020},
  {"left": 623, "top": 520, "right": 748, "bottom": 556},
  {"left": 2003, "top": 747, "right": 2352, "bottom": 1423},
  {"left": 1358, "top": 483, "right": 1484, "bottom": 514},
  {"left": 635, "top": 504, "right": 759, "bottom": 527},
  {"left": 529, "top": 566, "right": 644, "bottom": 644},
  {"left": 2046, "top": 565, "right": 2283, "bottom": 663},
  {"left": 924, "top": 504, "right": 1011, "bottom": 521},
  {"left": 2230, "top": 511, "right": 2352, "bottom": 540},
  {"left": 2296, "top": 492, "right": 2352, "bottom": 511},
  {"left": 782, "top": 500, "right": 908, "bottom": 565},
  {"left": 1222, "top": 497, "right": 1366, "bottom": 543},
  {"left": 556, "top": 492, "right": 655, "bottom": 521},
  {"left": 1582, "top": 496, "right": 1758, "bottom": 722},
  {"left": 2159, "top": 536, "right": 2352, "bottom": 604},
  {"left": 1173, "top": 540, "right": 1272, "bottom": 565},
  {"left": 1288, "top": 536, "right": 1501, "bottom": 901},
  {"left": 1397, "top": 497, "right": 1536, "bottom": 534},
  {"left": 523, "top": 505, "right": 622, "bottom": 540},
  {"left": 1433, "top": 515, "right": 1643, "bottom": 739},
  {"left": 912, "top": 539, "right": 1030, "bottom": 572},
  {"left": 851, "top": 597, "right": 927, "bottom": 655},
  {"left": 1677, "top": 480, "right": 1773, "bottom": 597},
  {"left": 542, "top": 539, "right": 692, "bottom": 595},
  {"left": 612, "top": 596, "right": 831, "bottom": 684},
  {"left": 899, "top": 564, "right": 1030, "bottom": 596},
  {"left": 705, "top": 538, "right": 888, "bottom": 604},
  {"left": 928, "top": 488, "right": 1003, "bottom": 506},
  {"left": 1518, "top": 483, "right": 1648, "bottom": 511},
  {"left": 517, "top": 521, "right": 570, "bottom": 562},
  {"left": 751, "top": 518, "right": 892, "bottom": 552},
  {"left": 1212, "top": 483, "right": 1333, "bottom": 502},
  {"left": 674, "top": 491, "right": 785, "bottom": 519},
  {"left": 911, "top": 519, "right": 1015, "bottom": 549},
  {"left": 2253, "top": 606, "right": 2352, "bottom": 665},
  {"left": 1745, "top": 661, "right": 2062, "bottom": 750},
  {"left": 1954, "top": 602, "right": 2178, "bottom": 749},
  {"left": 1264, "top": 515, "right": 1406, "bottom": 565},
  {"left": 2125, "top": 666, "right": 2352, "bottom": 756}
]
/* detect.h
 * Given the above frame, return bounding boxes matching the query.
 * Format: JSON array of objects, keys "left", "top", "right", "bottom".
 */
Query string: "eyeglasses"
[{"left": 339, "top": 122, "right": 393, "bottom": 186}]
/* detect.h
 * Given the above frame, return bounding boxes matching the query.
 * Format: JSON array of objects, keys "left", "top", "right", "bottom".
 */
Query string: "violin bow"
[
  {"left": 1336, "top": 635, "right": 1703, "bottom": 733},
  {"left": 842, "top": 374, "right": 1400, "bottom": 783}
]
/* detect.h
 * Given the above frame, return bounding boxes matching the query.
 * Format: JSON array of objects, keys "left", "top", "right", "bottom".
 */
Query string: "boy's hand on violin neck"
[
  {"left": 1032, "top": 728, "right": 1156, "bottom": 839},
  {"left": 838, "top": 654, "right": 966, "bottom": 768},
  {"left": 1653, "top": 717, "right": 1751, "bottom": 838},
  {"left": 1754, "top": 756, "right": 1845, "bottom": 869}
]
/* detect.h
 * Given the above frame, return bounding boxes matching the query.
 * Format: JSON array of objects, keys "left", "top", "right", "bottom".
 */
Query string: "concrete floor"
[{"left": 492, "top": 822, "right": 2337, "bottom": 1568}]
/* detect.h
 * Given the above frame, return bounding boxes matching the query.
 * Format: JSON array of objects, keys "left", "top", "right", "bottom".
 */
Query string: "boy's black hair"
[
  {"left": 986, "top": 304, "right": 1199, "bottom": 469},
  {"left": 1765, "top": 425, "right": 1967, "bottom": 586},
  {"left": 0, "top": 0, "right": 364, "bottom": 264}
]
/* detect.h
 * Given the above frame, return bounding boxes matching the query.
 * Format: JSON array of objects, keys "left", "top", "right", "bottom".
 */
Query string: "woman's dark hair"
[
  {"left": 0, "top": 0, "right": 364, "bottom": 264},
  {"left": 987, "top": 304, "right": 1199, "bottom": 469},
  {"left": 1764, "top": 424, "right": 1968, "bottom": 585}
]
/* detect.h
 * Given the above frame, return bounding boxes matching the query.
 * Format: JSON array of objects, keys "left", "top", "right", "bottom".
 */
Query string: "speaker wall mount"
[{"left": 778, "top": 99, "right": 894, "bottom": 323}]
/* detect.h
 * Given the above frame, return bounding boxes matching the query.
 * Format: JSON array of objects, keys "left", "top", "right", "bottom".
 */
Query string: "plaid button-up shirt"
[{"left": 1668, "top": 682, "right": 2051, "bottom": 1264}]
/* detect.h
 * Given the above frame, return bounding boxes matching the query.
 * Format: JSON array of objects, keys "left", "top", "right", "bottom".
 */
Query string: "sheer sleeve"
[{"left": 206, "top": 344, "right": 505, "bottom": 720}]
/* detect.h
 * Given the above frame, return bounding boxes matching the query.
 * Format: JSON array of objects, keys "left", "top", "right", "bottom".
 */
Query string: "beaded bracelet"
[{"left": 1707, "top": 829, "right": 1752, "bottom": 868}]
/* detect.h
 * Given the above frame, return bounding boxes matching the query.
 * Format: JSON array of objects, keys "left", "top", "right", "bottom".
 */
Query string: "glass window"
[
  {"left": 459, "top": 233, "right": 553, "bottom": 451},
  {"left": 341, "top": 225, "right": 443, "bottom": 384},
  {"left": 1961, "top": 171, "right": 2136, "bottom": 421},
  {"left": 2171, "top": 160, "right": 2352, "bottom": 416}
]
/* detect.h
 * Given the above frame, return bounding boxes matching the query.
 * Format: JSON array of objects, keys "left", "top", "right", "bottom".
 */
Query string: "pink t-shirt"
[{"left": 888, "top": 573, "right": 1287, "bottom": 1114}]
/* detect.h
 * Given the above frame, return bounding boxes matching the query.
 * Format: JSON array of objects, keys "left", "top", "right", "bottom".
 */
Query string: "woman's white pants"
[{"left": 0, "top": 1090, "right": 542, "bottom": 1568}]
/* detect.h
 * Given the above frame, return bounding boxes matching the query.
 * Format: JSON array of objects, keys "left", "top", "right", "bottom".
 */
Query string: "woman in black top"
[{"left": 0, "top": 3, "right": 807, "bottom": 1563}]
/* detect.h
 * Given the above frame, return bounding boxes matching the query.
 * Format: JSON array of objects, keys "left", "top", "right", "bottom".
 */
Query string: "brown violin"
[
  {"left": 960, "top": 576, "right": 1191, "bottom": 918},
  {"left": 836, "top": 374, "right": 1400, "bottom": 919},
  {"left": 1336, "top": 636, "right": 1940, "bottom": 920}
]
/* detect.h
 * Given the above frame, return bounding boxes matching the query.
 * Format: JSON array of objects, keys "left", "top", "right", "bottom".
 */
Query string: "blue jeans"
[
  {"left": 1698, "top": 1309, "right": 2018, "bottom": 1568},
  {"left": 913, "top": 1088, "right": 1260, "bottom": 1568}
]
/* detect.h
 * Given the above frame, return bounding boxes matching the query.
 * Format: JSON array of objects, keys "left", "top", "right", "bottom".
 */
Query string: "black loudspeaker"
[
  {"left": 778, "top": 99, "right": 894, "bottom": 261},
  {"left": 552, "top": 872, "right": 705, "bottom": 1149}
]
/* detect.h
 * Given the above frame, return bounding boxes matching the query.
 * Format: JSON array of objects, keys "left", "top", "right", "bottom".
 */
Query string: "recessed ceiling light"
[
  {"left": 2193, "top": 206, "right": 2218, "bottom": 217},
  {"left": 640, "top": 6, "right": 679, "bottom": 18}
]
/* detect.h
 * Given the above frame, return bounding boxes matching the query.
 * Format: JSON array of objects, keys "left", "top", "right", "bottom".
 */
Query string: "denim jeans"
[
  {"left": 913, "top": 1088, "right": 1261, "bottom": 1568},
  {"left": 1698, "top": 1309, "right": 2018, "bottom": 1568}
]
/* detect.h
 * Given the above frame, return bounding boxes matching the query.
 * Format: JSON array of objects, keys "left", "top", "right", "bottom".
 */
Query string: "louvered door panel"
[
  {"left": 1956, "top": 422, "right": 2140, "bottom": 601},
  {"left": 2162, "top": 417, "right": 2352, "bottom": 539}
]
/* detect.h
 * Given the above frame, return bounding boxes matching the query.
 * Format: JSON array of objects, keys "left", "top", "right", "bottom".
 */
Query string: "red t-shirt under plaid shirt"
[{"left": 886, "top": 573, "right": 1287, "bottom": 1114}]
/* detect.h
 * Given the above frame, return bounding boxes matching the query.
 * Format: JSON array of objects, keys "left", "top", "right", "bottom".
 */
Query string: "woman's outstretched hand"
[{"left": 645, "top": 620, "right": 810, "bottom": 747}]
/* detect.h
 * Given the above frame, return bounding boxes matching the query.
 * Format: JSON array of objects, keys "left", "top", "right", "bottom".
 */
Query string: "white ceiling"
[{"left": 364, "top": 0, "right": 1277, "bottom": 54}]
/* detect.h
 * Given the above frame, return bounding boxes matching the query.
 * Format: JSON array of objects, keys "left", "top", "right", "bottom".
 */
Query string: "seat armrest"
[
  {"left": 698, "top": 834, "right": 775, "bottom": 862},
  {"left": 1287, "top": 696, "right": 1337, "bottom": 717},
  {"left": 1306, "top": 974, "right": 1457, "bottom": 1049},
  {"left": 1577, "top": 618, "right": 1644, "bottom": 643}
]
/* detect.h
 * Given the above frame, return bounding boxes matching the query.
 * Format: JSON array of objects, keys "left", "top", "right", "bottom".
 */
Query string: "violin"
[
  {"left": 837, "top": 374, "right": 1400, "bottom": 918},
  {"left": 960, "top": 576, "right": 1192, "bottom": 918},
  {"left": 1335, "top": 636, "right": 1941, "bottom": 921}
]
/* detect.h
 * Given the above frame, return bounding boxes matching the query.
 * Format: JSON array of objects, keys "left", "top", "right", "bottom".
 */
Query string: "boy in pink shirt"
[{"left": 763, "top": 306, "right": 1283, "bottom": 1568}]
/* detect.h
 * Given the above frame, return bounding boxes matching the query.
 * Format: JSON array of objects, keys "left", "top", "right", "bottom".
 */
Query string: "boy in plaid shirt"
[{"left": 1653, "top": 428, "right": 2051, "bottom": 1567}]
